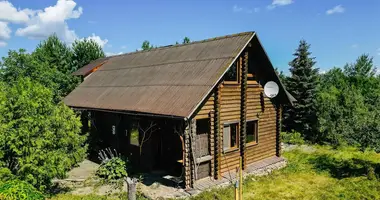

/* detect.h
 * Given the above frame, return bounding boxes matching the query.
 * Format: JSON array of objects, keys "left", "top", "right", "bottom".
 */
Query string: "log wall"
[{"left": 191, "top": 46, "right": 279, "bottom": 182}]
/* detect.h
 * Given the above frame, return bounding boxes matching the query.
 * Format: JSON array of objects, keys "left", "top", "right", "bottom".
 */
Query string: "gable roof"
[{"left": 64, "top": 31, "right": 294, "bottom": 118}]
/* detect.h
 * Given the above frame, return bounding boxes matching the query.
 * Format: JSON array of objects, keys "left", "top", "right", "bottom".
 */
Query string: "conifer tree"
[{"left": 283, "top": 40, "right": 319, "bottom": 141}]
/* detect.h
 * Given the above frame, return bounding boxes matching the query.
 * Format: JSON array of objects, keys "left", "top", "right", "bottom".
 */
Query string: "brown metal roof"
[
  {"left": 72, "top": 57, "right": 109, "bottom": 76},
  {"left": 64, "top": 32, "right": 255, "bottom": 117}
]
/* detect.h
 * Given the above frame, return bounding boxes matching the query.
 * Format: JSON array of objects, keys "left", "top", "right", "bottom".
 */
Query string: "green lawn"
[
  {"left": 51, "top": 145, "right": 380, "bottom": 200},
  {"left": 190, "top": 145, "right": 380, "bottom": 200}
]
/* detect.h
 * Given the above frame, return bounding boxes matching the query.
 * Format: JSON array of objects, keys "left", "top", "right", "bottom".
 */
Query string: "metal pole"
[
  {"left": 239, "top": 157, "right": 243, "bottom": 200},
  {"left": 235, "top": 167, "right": 239, "bottom": 200}
]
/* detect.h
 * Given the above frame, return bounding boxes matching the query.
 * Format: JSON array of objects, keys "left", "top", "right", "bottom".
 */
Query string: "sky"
[{"left": 0, "top": 0, "right": 379, "bottom": 74}]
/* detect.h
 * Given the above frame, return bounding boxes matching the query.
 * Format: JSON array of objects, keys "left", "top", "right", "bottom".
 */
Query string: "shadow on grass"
[
  {"left": 309, "top": 154, "right": 380, "bottom": 179},
  {"left": 46, "top": 183, "right": 72, "bottom": 196}
]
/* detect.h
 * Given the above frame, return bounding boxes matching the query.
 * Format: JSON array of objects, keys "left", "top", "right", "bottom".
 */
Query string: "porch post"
[
  {"left": 214, "top": 85, "right": 221, "bottom": 179},
  {"left": 240, "top": 52, "right": 248, "bottom": 169},
  {"left": 184, "top": 121, "right": 192, "bottom": 188},
  {"left": 190, "top": 119, "right": 196, "bottom": 183},
  {"left": 209, "top": 110, "right": 215, "bottom": 178}
]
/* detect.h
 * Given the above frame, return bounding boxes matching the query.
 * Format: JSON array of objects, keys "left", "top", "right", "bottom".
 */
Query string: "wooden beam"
[
  {"left": 240, "top": 52, "right": 248, "bottom": 169},
  {"left": 276, "top": 105, "right": 282, "bottom": 157},
  {"left": 214, "top": 85, "right": 221, "bottom": 179},
  {"left": 184, "top": 122, "right": 192, "bottom": 188}
]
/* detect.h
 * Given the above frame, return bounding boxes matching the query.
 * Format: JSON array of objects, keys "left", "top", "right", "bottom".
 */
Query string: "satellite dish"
[{"left": 264, "top": 81, "right": 279, "bottom": 98}]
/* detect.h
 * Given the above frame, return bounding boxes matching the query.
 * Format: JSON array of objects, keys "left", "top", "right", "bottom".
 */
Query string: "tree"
[
  {"left": 72, "top": 39, "right": 105, "bottom": 73},
  {"left": 33, "top": 34, "right": 73, "bottom": 75},
  {"left": 0, "top": 49, "right": 67, "bottom": 103},
  {"left": 317, "top": 55, "right": 380, "bottom": 151},
  {"left": 141, "top": 40, "right": 153, "bottom": 50},
  {"left": 183, "top": 37, "right": 190, "bottom": 44},
  {"left": 0, "top": 78, "right": 87, "bottom": 190},
  {"left": 283, "top": 40, "right": 319, "bottom": 141}
]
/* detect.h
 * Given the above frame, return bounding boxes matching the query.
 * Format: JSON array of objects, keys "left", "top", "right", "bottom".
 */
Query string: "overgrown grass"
[
  {"left": 49, "top": 145, "right": 380, "bottom": 200},
  {"left": 191, "top": 145, "right": 380, "bottom": 200},
  {"left": 49, "top": 192, "right": 149, "bottom": 200}
]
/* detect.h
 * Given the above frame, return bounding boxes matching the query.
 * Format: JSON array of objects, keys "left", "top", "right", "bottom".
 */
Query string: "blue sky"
[{"left": 0, "top": 0, "right": 379, "bottom": 74}]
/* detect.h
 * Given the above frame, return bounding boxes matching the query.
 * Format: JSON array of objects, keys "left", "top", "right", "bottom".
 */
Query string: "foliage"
[
  {"left": 32, "top": 35, "right": 78, "bottom": 100},
  {"left": 282, "top": 40, "right": 319, "bottom": 141},
  {"left": 182, "top": 37, "right": 190, "bottom": 44},
  {"left": 189, "top": 145, "right": 380, "bottom": 200},
  {"left": 317, "top": 55, "right": 380, "bottom": 151},
  {"left": 0, "top": 78, "right": 87, "bottom": 190},
  {"left": 72, "top": 39, "right": 105, "bottom": 73},
  {"left": 0, "top": 35, "right": 105, "bottom": 103},
  {"left": 0, "top": 180, "right": 44, "bottom": 200},
  {"left": 0, "top": 49, "right": 66, "bottom": 103},
  {"left": 0, "top": 168, "right": 15, "bottom": 182},
  {"left": 281, "top": 131, "right": 305, "bottom": 145},
  {"left": 96, "top": 158, "right": 128, "bottom": 181},
  {"left": 50, "top": 192, "right": 150, "bottom": 200},
  {"left": 141, "top": 41, "right": 153, "bottom": 51}
]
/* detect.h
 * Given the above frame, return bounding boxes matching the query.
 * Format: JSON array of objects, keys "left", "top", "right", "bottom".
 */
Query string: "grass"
[
  {"left": 50, "top": 145, "right": 380, "bottom": 200},
  {"left": 190, "top": 145, "right": 380, "bottom": 200}
]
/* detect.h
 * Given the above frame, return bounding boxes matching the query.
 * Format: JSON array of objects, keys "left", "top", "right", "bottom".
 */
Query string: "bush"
[
  {"left": 96, "top": 157, "right": 127, "bottom": 180},
  {"left": 281, "top": 130, "right": 305, "bottom": 145},
  {"left": 0, "top": 78, "right": 87, "bottom": 190},
  {"left": 0, "top": 180, "right": 44, "bottom": 200}
]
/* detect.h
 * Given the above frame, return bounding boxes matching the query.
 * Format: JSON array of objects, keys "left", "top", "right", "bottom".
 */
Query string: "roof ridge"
[{"left": 106, "top": 31, "right": 255, "bottom": 59}]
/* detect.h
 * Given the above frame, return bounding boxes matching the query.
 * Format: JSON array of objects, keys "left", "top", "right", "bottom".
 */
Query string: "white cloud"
[
  {"left": 15, "top": 0, "right": 83, "bottom": 43},
  {"left": 105, "top": 52, "right": 123, "bottom": 56},
  {"left": 121, "top": 45, "right": 127, "bottom": 49},
  {"left": 377, "top": 48, "right": 380, "bottom": 56},
  {"left": 233, "top": 5, "right": 259, "bottom": 14},
  {"left": 233, "top": 5, "right": 243, "bottom": 12},
  {"left": 0, "top": 1, "right": 34, "bottom": 24},
  {"left": 326, "top": 5, "right": 345, "bottom": 15},
  {"left": 0, "top": 22, "right": 11, "bottom": 40},
  {"left": 88, "top": 20, "right": 96, "bottom": 24},
  {"left": 0, "top": 41, "right": 7, "bottom": 47},
  {"left": 268, "top": 0, "right": 294, "bottom": 9},
  {"left": 82, "top": 33, "right": 108, "bottom": 48},
  {"left": 351, "top": 44, "right": 358, "bottom": 48}
]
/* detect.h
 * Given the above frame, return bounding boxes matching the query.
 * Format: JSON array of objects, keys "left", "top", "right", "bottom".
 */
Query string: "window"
[
  {"left": 196, "top": 118, "right": 209, "bottom": 135},
  {"left": 246, "top": 120, "right": 258, "bottom": 144},
  {"left": 129, "top": 122, "right": 139, "bottom": 146},
  {"left": 223, "top": 123, "right": 239, "bottom": 151},
  {"left": 224, "top": 60, "right": 239, "bottom": 83},
  {"left": 247, "top": 56, "right": 256, "bottom": 82},
  {"left": 196, "top": 119, "right": 210, "bottom": 157}
]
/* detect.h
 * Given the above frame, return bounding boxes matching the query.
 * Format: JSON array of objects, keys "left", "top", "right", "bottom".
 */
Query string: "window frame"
[
  {"left": 223, "top": 121, "right": 240, "bottom": 152},
  {"left": 246, "top": 119, "right": 259, "bottom": 146},
  {"left": 224, "top": 58, "right": 240, "bottom": 85},
  {"left": 247, "top": 52, "right": 257, "bottom": 84}
]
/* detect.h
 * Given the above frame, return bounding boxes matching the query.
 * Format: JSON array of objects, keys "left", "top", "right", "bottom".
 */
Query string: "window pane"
[
  {"left": 230, "top": 123, "right": 238, "bottom": 147},
  {"left": 196, "top": 118, "right": 209, "bottom": 135},
  {"left": 248, "top": 54, "right": 255, "bottom": 81},
  {"left": 223, "top": 125, "right": 230, "bottom": 150},
  {"left": 246, "top": 121, "right": 257, "bottom": 143},
  {"left": 130, "top": 125, "right": 139, "bottom": 146},
  {"left": 225, "top": 61, "right": 238, "bottom": 82},
  {"left": 196, "top": 118, "right": 210, "bottom": 157}
]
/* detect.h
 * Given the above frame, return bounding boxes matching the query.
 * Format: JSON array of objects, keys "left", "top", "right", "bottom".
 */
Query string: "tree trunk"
[{"left": 125, "top": 177, "right": 138, "bottom": 200}]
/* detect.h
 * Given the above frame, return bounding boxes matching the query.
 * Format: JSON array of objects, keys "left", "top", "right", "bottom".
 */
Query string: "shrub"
[
  {"left": 0, "top": 180, "right": 44, "bottom": 200},
  {"left": 96, "top": 157, "right": 127, "bottom": 180},
  {"left": 0, "top": 78, "right": 87, "bottom": 190},
  {"left": 281, "top": 130, "right": 305, "bottom": 145}
]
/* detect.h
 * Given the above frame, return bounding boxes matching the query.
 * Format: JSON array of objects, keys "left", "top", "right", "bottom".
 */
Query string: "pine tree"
[{"left": 283, "top": 40, "right": 319, "bottom": 141}]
